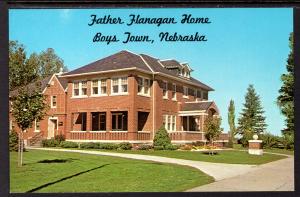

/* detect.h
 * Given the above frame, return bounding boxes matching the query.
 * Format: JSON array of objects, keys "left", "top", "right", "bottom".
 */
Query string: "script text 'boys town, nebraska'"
[{"left": 89, "top": 14, "right": 211, "bottom": 45}]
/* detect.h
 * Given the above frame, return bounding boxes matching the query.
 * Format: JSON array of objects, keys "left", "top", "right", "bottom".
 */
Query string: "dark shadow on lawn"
[
  {"left": 37, "top": 158, "right": 78, "bottom": 164},
  {"left": 26, "top": 163, "right": 111, "bottom": 193}
]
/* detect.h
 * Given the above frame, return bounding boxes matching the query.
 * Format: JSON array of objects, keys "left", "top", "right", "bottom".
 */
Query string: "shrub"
[
  {"left": 59, "top": 141, "right": 78, "bottom": 148},
  {"left": 80, "top": 142, "right": 100, "bottom": 149},
  {"left": 118, "top": 142, "right": 132, "bottom": 150},
  {"left": 54, "top": 134, "right": 66, "bottom": 143},
  {"left": 153, "top": 125, "right": 171, "bottom": 148},
  {"left": 137, "top": 144, "right": 153, "bottom": 150},
  {"left": 42, "top": 139, "right": 59, "bottom": 147},
  {"left": 180, "top": 145, "right": 192, "bottom": 150},
  {"left": 99, "top": 143, "right": 119, "bottom": 150},
  {"left": 165, "top": 144, "right": 180, "bottom": 150},
  {"left": 192, "top": 141, "right": 205, "bottom": 146},
  {"left": 153, "top": 146, "right": 164, "bottom": 150},
  {"left": 9, "top": 131, "right": 19, "bottom": 152}
]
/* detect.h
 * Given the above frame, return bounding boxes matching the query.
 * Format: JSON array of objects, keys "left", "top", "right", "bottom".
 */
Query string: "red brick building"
[{"left": 9, "top": 50, "right": 228, "bottom": 146}]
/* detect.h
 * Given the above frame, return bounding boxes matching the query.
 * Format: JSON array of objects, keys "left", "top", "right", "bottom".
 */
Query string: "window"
[
  {"left": 100, "top": 79, "right": 107, "bottom": 94},
  {"left": 91, "top": 79, "right": 107, "bottom": 96},
  {"left": 172, "top": 116, "right": 176, "bottom": 131},
  {"left": 72, "top": 112, "right": 87, "bottom": 131},
  {"left": 183, "top": 86, "right": 188, "bottom": 98},
  {"left": 162, "top": 81, "right": 168, "bottom": 99},
  {"left": 91, "top": 112, "right": 106, "bottom": 131},
  {"left": 112, "top": 112, "right": 128, "bottom": 131},
  {"left": 197, "top": 90, "right": 202, "bottom": 99},
  {"left": 51, "top": 96, "right": 57, "bottom": 108},
  {"left": 112, "top": 77, "right": 128, "bottom": 94},
  {"left": 112, "top": 78, "right": 119, "bottom": 93},
  {"left": 163, "top": 115, "right": 176, "bottom": 131},
  {"left": 172, "top": 84, "right": 176, "bottom": 100},
  {"left": 203, "top": 91, "right": 208, "bottom": 100},
  {"left": 137, "top": 77, "right": 150, "bottom": 96},
  {"left": 73, "top": 82, "right": 79, "bottom": 96},
  {"left": 121, "top": 77, "right": 128, "bottom": 93},
  {"left": 35, "top": 119, "right": 40, "bottom": 132},
  {"left": 73, "top": 81, "right": 88, "bottom": 97},
  {"left": 137, "top": 77, "right": 143, "bottom": 93},
  {"left": 81, "top": 81, "right": 87, "bottom": 95},
  {"left": 92, "top": 80, "right": 98, "bottom": 95}
]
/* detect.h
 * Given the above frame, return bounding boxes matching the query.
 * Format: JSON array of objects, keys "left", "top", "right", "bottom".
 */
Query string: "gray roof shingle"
[{"left": 182, "top": 101, "right": 214, "bottom": 111}]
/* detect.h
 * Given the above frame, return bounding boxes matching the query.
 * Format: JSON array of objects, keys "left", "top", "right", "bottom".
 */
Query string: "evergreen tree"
[
  {"left": 238, "top": 84, "right": 267, "bottom": 146},
  {"left": 277, "top": 33, "right": 294, "bottom": 136},
  {"left": 153, "top": 125, "right": 171, "bottom": 148},
  {"left": 227, "top": 99, "right": 236, "bottom": 146}
]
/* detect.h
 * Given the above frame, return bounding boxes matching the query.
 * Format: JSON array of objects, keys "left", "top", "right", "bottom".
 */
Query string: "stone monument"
[{"left": 248, "top": 134, "right": 263, "bottom": 155}]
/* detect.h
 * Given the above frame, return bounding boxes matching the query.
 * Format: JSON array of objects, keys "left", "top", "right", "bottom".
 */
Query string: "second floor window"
[
  {"left": 203, "top": 91, "right": 208, "bottom": 100},
  {"left": 73, "top": 82, "right": 79, "bottom": 96},
  {"left": 51, "top": 96, "right": 57, "bottom": 108},
  {"left": 172, "top": 84, "right": 176, "bottom": 100},
  {"left": 35, "top": 119, "right": 40, "bottom": 132},
  {"left": 137, "top": 77, "right": 150, "bottom": 95},
  {"left": 162, "top": 81, "right": 168, "bottom": 99},
  {"left": 92, "top": 79, "right": 107, "bottom": 96},
  {"left": 92, "top": 80, "right": 98, "bottom": 95},
  {"left": 81, "top": 81, "right": 87, "bottom": 95},
  {"left": 112, "top": 77, "right": 128, "bottom": 94},
  {"left": 183, "top": 86, "right": 188, "bottom": 98},
  {"left": 73, "top": 81, "right": 88, "bottom": 97},
  {"left": 197, "top": 90, "right": 202, "bottom": 99},
  {"left": 101, "top": 79, "right": 107, "bottom": 94}
]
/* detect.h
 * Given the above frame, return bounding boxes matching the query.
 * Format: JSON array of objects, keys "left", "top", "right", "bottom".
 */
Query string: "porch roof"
[{"left": 181, "top": 101, "right": 214, "bottom": 111}]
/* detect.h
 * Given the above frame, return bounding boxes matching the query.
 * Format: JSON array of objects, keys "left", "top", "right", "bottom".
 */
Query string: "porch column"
[
  {"left": 106, "top": 111, "right": 112, "bottom": 132},
  {"left": 86, "top": 111, "right": 91, "bottom": 132},
  {"left": 128, "top": 109, "right": 137, "bottom": 141},
  {"left": 187, "top": 116, "right": 190, "bottom": 131}
]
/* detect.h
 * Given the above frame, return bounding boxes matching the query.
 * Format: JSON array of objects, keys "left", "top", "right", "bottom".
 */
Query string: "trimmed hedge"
[
  {"left": 118, "top": 142, "right": 132, "bottom": 150},
  {"left": 42, "top": 139, "right": 60, "bottom": 147},
  {"left": 137, "top": 144, "right": 153, "bottom": 150},
  {"left": 80, "top": 142, "right": 100, "bottom": 149},
  {"left": 60, "top": 141, "right": 78, "bottom": 148}
]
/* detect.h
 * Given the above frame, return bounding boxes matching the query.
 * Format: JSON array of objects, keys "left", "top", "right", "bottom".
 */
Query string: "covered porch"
[{"left": 170, "top": 101, "right": 220, "bottom": 143}]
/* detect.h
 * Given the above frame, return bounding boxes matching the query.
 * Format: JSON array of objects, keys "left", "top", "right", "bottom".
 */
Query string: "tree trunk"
[{"left": 18, "top": 131, "right": 24, "bottom": 167}]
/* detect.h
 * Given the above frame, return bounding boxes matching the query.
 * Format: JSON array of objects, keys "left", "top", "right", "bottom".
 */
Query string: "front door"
[{"left": 48, "top": 118, "right": 57, "bottom": 139}]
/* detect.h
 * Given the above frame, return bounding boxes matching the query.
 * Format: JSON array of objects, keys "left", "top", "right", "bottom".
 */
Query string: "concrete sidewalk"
[
  {"left": 187, "top": 156, "right": 294, "bottom": 191},
  {"left": 28, "top": 147, "right": 255, "bottom": 181}
]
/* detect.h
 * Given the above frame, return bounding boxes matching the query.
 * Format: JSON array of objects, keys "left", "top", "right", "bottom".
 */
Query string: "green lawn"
[
  {"left": 10, "top": 150, "right": 213, "bottom": 193},
  {"left": 97, "top": 150, "right": 287, "bottom": 165}
]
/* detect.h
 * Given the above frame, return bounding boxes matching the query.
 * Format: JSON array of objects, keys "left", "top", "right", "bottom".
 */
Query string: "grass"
[
  {"left": 10, "top": 150, "right": 213, "bottom": 193},
  {"left": 96, "top": 149, "right": 287, "bottom": 165}
]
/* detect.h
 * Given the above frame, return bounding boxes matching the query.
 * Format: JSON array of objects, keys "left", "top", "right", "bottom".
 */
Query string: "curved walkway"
[
  {"left": 28, "top": 147, "right": 255, "bottom": 181},
  {"left": 187, "top": 156, "right": 294, "bottom": 191}
]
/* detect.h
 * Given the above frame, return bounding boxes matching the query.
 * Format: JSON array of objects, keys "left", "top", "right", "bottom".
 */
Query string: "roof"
[
  {"left": 181, "top": 101, "right": 214, "bottom": 111},
  {"left": 62, "top": 50, "right": 214, "bottom": 91},
  {"left": 160, "top": 60, "right": 183, "bottom": 69},
  {"left": 9, "top": 74, "right": 67, "bottom": 97},
  {"left": 63, "top": 50, "right": 152, "bottom": 76}
]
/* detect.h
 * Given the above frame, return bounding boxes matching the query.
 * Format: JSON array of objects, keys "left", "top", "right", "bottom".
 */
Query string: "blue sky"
[{"left": 9, "top": 8, "right": 293, "bottom": 136}]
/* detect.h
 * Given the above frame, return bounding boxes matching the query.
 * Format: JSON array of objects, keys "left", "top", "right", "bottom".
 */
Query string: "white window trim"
[
  {"left": 164, "top": 115, "right": 176, "bottom": 132},
  {"left": 163, "top": 80, "right": 168, "bottom": 99},
  {"left": 51, "top": 95, "right": 57, "bottom": 108},
  {"left": 34, "top": 119, "right": 40, "bottom": 132},
  {"left": 72, "top": 81, "right": 89, "bottom": 98},
  {"left": 172, "top": 83, "right": 177, "bottom": 101},
  {"left": 111, "top": 77, "right": 129, "bottom": 96},
  {"left": 91, "top": 78, "right": 108, "bottom": 97},
  {"left": 137, "top": 76, "right": 150, "bottom": 97},
  {"left": 183, "top": 86, "right": 189, "bottom": 99}
]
